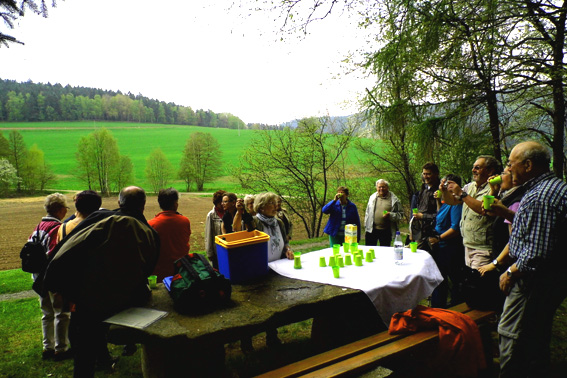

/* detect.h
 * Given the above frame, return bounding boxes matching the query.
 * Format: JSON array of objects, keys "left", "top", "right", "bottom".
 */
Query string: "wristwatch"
[
  {"left": 492, "top": 259, "right": 499, "bottom": 267},
  {"left": 459, "top": 191, "right": 468, "bottom": 200},
  {"left": 506, "top": 267, "right": 513, "bottom": 278}
]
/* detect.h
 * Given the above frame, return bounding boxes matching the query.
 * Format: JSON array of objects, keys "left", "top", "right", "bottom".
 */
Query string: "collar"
[
  {"left": 475, "top": 181, "right": 488, "bottom": 190},
  {"left": 42, "top": 216, "right": 61, "bottom": 223},
  {"left": 522, "top": 171, "right": 555, "bottom": 191}
]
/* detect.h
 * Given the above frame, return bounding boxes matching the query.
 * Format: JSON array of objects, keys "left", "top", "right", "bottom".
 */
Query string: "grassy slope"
[
  {"left": 3, "top": 122, "right": 255, "bottom": 192},
  {"left": 0, "top": 121, "right": 376, "bottom": 194}
]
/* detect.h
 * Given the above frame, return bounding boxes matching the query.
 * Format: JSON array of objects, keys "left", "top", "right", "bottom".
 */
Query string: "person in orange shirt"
[{"left": 148, "top": 188, "right": 191, "bottom": 282}]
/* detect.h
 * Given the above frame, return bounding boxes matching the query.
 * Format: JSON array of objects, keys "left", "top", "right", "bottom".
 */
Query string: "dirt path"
[{"left": 0, "top": 193, "right": 309, "bottom": 271}]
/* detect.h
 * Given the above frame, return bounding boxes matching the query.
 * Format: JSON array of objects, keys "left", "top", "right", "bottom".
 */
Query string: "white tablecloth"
[{"left": 268, "top": 246, "right": 443, "bottom": 325}]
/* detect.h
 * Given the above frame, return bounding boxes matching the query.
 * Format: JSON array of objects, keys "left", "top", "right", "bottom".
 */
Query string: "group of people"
[
  {"left": 30, "top": 186, "right": 163, "bottom": 377},
  {"left": 204, "top": 190, "right": 294, "bottom": 269},
  {"left": 27, "top": 139, "right": 566, "bottom": 378},
  {"left": 320, "top": 140, "right": 567, "bottom": 378}
]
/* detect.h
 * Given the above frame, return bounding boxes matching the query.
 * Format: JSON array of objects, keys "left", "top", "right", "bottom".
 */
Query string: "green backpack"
[{"left": 169, "top": 254, "right": 232, "bottom": 314}]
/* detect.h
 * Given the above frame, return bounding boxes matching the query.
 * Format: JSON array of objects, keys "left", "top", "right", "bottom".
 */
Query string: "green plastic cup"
[
  {"left": 328, "top": 256, "right": 336, "bottom": 267},
  {"left": 319, "top": 256, "right": 327, "bottom": 267},
  {"left": 350, "top": 242, "right": 358, "bottom": 253},
  {"left": 383, "top": 210, "right": 388, "bottom": 215},
  {"left": 365, "top": 251, "right": 373, "bottom": 262},
  {"left": 369, "top": 248, "right": 375, "bottom": 259},
  {"left": 489, "top": 175, "right": 502, "bottom": 185},
  {"left": 148, "top": 275, "right": 157, "bottom": 289},
  {"left": 344, "top": 254, "right": 352, "bottom": 265},
  {"left": 332, "top": 265, "right": 340, "bottom": 278},
  {"left": 412, "top": 208, "right": 418, "bottom": 214},
  {"left": 293, "top": 252, "right": 302, "bottom": 269},
  {"left": 354, "top": 255, "right": 363, "bottom": 266},
  {"left": 410, "top": 242, "right": 418, "bottom": 253},
  {"left": 483, "top": 195, "right": 495, "bottom": 210},
  {"left": 337, "top": 255, "right": 345, "bottom": 267},
  {"left": 332, "top": 244, "right": 340, "bottom": 255},
  {"left": 343, "top": 242, "right": 350, "bottom": 254}
]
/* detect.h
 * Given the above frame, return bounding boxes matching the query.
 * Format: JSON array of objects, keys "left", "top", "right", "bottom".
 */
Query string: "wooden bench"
[{"left": 255, "top": 303, "right": 496, "bottom": 378}]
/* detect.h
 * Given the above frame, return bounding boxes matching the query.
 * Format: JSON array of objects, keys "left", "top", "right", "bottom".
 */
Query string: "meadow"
[
  {"left": 1, "top": 121, "right": 258, "bottom": 193},
  {"left": 0, "top": 121, "right": 372, "bottom": 194}
]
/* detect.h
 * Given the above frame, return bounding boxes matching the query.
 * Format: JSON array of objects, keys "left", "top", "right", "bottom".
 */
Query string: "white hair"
[{"left": 376, "top": 179, "right": 389, "bottom": 187}]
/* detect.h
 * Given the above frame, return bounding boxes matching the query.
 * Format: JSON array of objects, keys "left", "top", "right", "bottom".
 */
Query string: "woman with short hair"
[
  {"left": 29, "top": 193, "right": 71, "bottom": 360},
  {"left": 253, "top": 192, "right": 294, "bottom": 261}
]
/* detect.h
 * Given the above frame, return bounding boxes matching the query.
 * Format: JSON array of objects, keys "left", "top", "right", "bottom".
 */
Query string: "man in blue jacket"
[{"left": 322, "top": 186, "right": 361, "bottom": 247}]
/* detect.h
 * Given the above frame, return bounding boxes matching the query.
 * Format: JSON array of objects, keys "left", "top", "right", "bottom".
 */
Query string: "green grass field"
[
  {"left": 1, "top": 122, "right": 257, "bottom": 192},
  {"left": 0, "top": 121, "right": 376, "bottom": 194}
]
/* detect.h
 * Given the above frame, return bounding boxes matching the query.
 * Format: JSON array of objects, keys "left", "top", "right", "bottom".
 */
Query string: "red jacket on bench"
[{"left": 389, "top": 305, "right": 486, "bottom": 377}]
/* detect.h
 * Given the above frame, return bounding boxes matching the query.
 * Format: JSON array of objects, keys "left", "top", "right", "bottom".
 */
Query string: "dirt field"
[{"left": 0, "top": 193, "right": 308, "bottom": 271}]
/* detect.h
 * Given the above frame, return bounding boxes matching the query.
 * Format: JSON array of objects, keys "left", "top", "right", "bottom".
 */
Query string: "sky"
[{"left": 1, "top": 0, "right": 376, "bottom": 125}]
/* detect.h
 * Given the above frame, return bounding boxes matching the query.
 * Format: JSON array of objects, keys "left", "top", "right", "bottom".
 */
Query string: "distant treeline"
[{"left": 0, "top": 78, "right": 249, "bottom": 129}]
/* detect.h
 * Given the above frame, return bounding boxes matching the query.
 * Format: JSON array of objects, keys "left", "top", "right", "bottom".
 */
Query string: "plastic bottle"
[{"left": 394, "top": 231, "right": 403, "bottom": 265}]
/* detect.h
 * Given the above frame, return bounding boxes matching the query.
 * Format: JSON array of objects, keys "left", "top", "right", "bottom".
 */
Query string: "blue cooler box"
[{"left": 215, "top": 230, "right": 270, "bottom": 283}]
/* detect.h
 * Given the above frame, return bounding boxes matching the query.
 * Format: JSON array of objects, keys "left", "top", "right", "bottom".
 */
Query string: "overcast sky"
[{"left": 1, "top": 0, "right": 375, "bottom": 125}]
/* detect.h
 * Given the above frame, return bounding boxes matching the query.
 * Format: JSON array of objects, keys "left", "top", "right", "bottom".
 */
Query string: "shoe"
[
  {"left": 42, "top": 349, "right": 55, "bottom": 360},
  {"left": 54, "top": 349, "right": 74, "bottom": 361},
  {"left": 122, "top": 344, "right": 137, "bottom": 356}
]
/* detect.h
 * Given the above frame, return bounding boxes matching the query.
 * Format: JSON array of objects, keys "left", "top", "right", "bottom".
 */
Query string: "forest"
[{"left": 0, "top": 79, "right": 249, "bottom": 129}]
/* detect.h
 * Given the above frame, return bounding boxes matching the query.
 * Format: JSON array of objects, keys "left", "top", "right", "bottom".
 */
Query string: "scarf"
[{"left": 257, "top": 213, "right": 284, "bottom": 261}]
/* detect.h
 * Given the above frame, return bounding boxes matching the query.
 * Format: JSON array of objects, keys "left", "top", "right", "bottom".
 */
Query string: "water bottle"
[{"left": 394, "top": 231, "right": 403, "bottom": 265}]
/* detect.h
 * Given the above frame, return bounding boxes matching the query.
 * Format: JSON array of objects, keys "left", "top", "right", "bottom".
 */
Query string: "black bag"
[
  {"left": 462, "top": 265, "right": 505, "bottom": 312},
  {"left": 20, "top": 224, "right": 50, "bottom": 273},
  {"left": 169, "top": 254, "right": 232, "bottom": 314}
]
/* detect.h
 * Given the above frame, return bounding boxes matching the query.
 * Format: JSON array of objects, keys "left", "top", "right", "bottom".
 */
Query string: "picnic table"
[{"left": 108, "top": 246, "right": 442, "bottom": 377}]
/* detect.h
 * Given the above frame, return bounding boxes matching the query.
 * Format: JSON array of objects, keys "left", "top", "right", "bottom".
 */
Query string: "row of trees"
[
  {"left": 0, "top": 79, "right": 247, "bottom": 129},
  {"left": 0, "top": 128, "right": 224, "bottom": 196},
  {"left": 74, "top": 128, "right": 223, "bottom": 196}
]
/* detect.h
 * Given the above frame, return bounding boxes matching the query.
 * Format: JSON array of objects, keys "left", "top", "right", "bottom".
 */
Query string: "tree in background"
[
  {"left": 0, "top": 132, "right": 10, "bottom": 158},
  {"left": 257, "top": 0, "right": 566, "bottom": 181},
  {"left": 179, "top": 132, "right": 223, "bottom": 192},
  {"left": 0, "top": 158, "right": 19, "bottom": 195},
  {"left": 75, "top": 128, "right": 121, "bottom": 196},
  {"left": 7, "top": 130, "right": 26, "bottom": 191},
  {"left": 145, "top": 148, "right": 173, "bottom": 194},
  {"left": 112, "top": 155, "right": 133, "bottom": 193},
  {"left": 237, "top": 117, "right": 357, "bottom": 238},
  {"left": 20, "top": 144, "right": 55, "bottom": 193}
]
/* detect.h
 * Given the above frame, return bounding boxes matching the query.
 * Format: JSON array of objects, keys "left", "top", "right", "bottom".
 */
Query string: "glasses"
[{"left": 472, "top": 165, "right": 485, "bottom": 170}]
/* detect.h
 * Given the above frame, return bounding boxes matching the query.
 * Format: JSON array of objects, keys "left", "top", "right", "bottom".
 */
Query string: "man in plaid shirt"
[{"left": 497, "top": 141, "right": 567, "bottom": 378}]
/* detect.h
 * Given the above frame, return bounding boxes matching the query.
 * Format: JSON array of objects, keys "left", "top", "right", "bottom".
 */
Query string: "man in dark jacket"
[
  {"left": 44, "top": 186, "right": 160, "bottom": 378},
  {"left": 410, "top": 162, "right": 441, "bottom": 251}
]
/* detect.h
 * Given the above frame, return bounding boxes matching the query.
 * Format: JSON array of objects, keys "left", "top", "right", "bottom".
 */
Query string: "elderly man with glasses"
[{"left": 441, "top": 155, "right": 501, "bottom": 269}]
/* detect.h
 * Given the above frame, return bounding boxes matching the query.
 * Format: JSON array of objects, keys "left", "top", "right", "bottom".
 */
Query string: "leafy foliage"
[
  {"left": 0, "top": 158, "right": 18, "bottom": 194},
  {"left": 179, "top": 132, "right": 223, "bottom": 192},
  {"left": 145, "top": 148, "right": 173, "bottom": 193},
  {"left": 237, "top": 117, "right": 357, "bottom": 238},
  {"left": 75, "top": 128, "right": 126, "bottom": 196}
]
